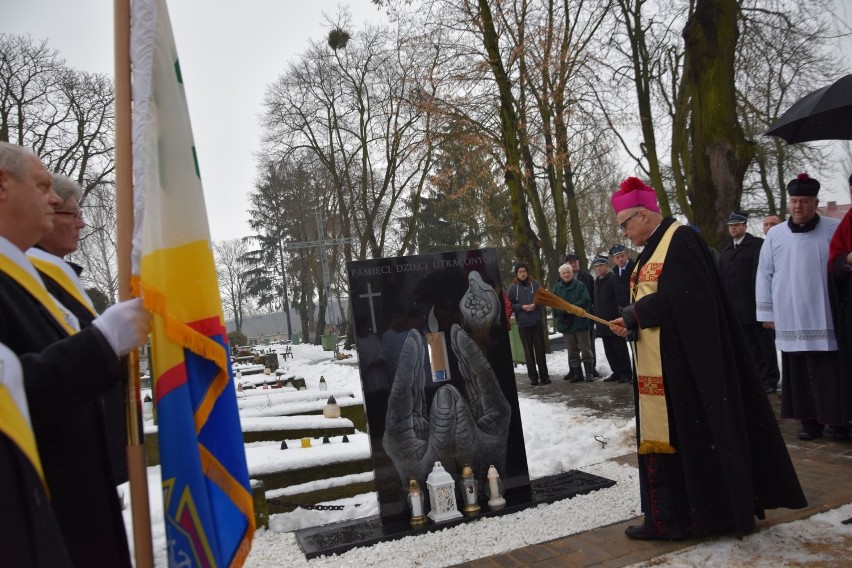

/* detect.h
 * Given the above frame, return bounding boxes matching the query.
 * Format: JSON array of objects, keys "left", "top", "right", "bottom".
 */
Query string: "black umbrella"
[{"left": 765, "top": 74, "right": 852, "bottom": 143}]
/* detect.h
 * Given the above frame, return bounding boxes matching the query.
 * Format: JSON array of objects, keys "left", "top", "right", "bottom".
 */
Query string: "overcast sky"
[
  {"left": 4, "top": 1, "right": 852, "bottom": 244},
  {"left": 4, "top": 0, "right": 385, "bottom": 242}
]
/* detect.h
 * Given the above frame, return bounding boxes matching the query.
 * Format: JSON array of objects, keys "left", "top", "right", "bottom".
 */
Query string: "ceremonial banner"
[{"left": 130, "top": 0, "right": 254, "bottom": 565}]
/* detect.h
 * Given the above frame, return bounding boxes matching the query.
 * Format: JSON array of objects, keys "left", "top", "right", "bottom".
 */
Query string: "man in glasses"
[
  {"left": 28, "top": 173, "right": 129, "bottom": 486},
  {"left": 609, "top": 176, "right": 805, "bottom": 542}
]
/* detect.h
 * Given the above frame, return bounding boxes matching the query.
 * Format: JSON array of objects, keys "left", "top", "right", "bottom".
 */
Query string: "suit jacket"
[
  {"left": 0, "top": 272, "right": 132, "bottom": 568},
  {"left": 718, "top": 232, "right": 763, "bottom": 325}
]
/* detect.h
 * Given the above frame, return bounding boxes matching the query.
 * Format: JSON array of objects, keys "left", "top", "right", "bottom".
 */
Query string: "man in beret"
[
  {"left": 756, "top": 173, "right": 847, "bottom": 441},
  {"left": 591, "top": 254, "right": 631, "bottom": 383},
  {"left": 718, "top": 212, "right": 780, "bottom": 394},
  {"left": 609, "top": 176, "right": 805, "bottom": 541}
]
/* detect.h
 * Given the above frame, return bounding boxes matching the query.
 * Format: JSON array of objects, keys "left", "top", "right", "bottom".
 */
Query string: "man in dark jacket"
[
  {"left": 592, "top": 255, "right": 632, "bottom": 383},
  {"left": 508, "top": 262, "right": 550, "bottom": 385},
  {"left": 610, "top": 176, "right": 806, "bottom": 541},
  {"left": 718, "top": 211, "right": 779, "bottom": 393},
  {"left": 609, "top": 244, "right": 634, "bottom": 310}
]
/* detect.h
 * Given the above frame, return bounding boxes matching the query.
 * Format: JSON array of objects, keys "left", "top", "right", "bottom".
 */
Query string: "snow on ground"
[{"left": 125, "top": 339, "right": 852, "bottom": 567}]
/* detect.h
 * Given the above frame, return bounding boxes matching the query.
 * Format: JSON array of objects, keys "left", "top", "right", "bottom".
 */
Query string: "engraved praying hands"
[{"left": 382, "top": 324, "right": 511, "bottom": 485}]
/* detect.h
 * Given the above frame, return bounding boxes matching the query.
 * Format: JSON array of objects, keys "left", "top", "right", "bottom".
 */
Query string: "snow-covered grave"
[{"left": 142, "top": 340, "right": 372, "bottom": 515}]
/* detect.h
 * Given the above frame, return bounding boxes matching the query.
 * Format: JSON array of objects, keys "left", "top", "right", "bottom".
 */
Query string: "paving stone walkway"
[{"left": 458, "top": 367, "right": 852, "bottom": 567}]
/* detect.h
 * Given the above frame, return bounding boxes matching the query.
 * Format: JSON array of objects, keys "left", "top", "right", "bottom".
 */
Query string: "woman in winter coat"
[
  {"left": 507, "top": 262, "right": 550, "bottom": 385},
  {"left": 552, "top": 263, "right": 594, "bottom": 382}
]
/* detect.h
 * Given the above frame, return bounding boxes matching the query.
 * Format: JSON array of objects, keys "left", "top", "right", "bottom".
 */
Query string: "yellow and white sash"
[
  {"left": 0, "top": 239, "right": 78, "bottom": 335},
  {"left": 631, "top": 221, "right": 681, "bottom": 454},
  {"left": 27, "top": 248, "right": 96, "bottom": 317},
  {"left": 0, "top": 342, "right": 47, "bottom": 492}
]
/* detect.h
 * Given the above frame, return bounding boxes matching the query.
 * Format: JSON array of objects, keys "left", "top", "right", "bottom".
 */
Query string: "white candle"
[
  {"left": 411, "top": 491, "right": 423, "bottom": 517},
  {"left": 488, "top": 476, "right": 499, "bottom": 498}
]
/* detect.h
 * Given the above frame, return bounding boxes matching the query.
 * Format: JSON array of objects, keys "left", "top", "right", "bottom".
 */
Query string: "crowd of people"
[{"left": 510, "top": 172, "right": 851, "bottom": 542}]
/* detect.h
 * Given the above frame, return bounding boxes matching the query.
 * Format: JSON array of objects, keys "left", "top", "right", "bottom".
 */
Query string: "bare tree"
[{"left": 214, "top": 239, "right": 251, "bottom": 332}]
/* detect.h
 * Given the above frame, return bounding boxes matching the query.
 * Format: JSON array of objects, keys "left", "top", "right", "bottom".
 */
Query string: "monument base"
[{"left": 295, "top": 469, "right": 615, "bottom": 559}]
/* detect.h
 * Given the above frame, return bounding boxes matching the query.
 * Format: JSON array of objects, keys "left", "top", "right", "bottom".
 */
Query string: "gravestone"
[{"left": 347, "top": 248, "right": 530, "bottom": 524}]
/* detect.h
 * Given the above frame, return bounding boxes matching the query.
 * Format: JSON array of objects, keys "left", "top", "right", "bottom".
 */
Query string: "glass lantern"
[
  {"left": 426, "top": 461, "right": 462, "bottom": 522},
  {"left": 323, "top": 395, "right": 341, "bottom": 418},
  {"left": 459, "top": 465, "right": 480, "bottom": 516}
]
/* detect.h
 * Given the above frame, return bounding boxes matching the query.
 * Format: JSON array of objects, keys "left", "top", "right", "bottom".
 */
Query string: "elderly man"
[
  {"left": 756, "top": 173, "right": 847, "bottom": 441},
  {"left": 28, "top": 174, "right": 129, "bottom": 486},
  {"left": 0, "top": 142, "right": 150, "bottom": 567},
  {"left": 552, "top": 262, "right": 593, "bottom": 382},
  {"left": 763, "top": 214, "right": 781, "bottom": 235},
  {"left": 592, "top": 254, "right": 632, "bottom": 383},
  {"left": 609, "top": 176, "right": 805, "bottom": 541},
  {"left": 718, "top": 212, "right": 780, "bottom": 393},
  {"left": 563, "top": 253, "right": 599, "bottom": 377}
]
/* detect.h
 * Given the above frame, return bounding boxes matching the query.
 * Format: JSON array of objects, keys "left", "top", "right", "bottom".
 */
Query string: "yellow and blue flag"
[{"left": 130, "top": 0, "right": 254, "bottom": 565}]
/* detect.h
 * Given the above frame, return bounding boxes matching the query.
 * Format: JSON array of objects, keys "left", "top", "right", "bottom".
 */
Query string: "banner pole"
[{"left": 115, "top": 1, "right": 154, "bottom": 566}]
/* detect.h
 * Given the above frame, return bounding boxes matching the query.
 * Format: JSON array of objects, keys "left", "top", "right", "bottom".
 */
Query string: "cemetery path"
[{"left": 463, "top": 365, "right": 852, "bottom": 568}]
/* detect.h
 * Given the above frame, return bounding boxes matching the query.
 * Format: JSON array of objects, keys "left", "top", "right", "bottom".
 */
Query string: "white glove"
[{"left": 92, "top": 298, "right": 152, "bottom": 356}]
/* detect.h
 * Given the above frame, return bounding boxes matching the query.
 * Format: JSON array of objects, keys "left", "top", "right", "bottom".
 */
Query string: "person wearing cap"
[
  {"left": 763, "top": 215, "right": 781, "bottom": 235},
  {"left": 563, "top": 253, "right": 600, "bottom": 377},
  {"left": 591, "top": 254, "right": 632, "bottom": 383},
  {"left": 552, "top": 262, "right": 593, "bottom": 382},
  {"left": 756, "top": 173, "right": 847, "bottom": 441},
  {"left": 609, "top": 244, "right": 634, "bottom": 310},
  {"left": 507, "top": 262, "right": 550, "bottom": 385},
  {"left": 718, "top": 211, "right": 780, "bottom": 394},
  {"left": 609, "top": 176, "right": 805, "bottom": 541}
]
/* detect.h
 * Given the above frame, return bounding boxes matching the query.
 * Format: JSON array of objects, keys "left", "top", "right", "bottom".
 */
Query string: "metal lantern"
[
  {"left": 407, "top": 478, "right": 428, "bottom": 527},
  {"left": 486, "top": 465, "right": 506, "bottom": 509},
  {"left": 459, "top": 465, "right": 480, "bottom": 516},
  {"left": 322, "top": 395, "right": 341, "bottom": 419},
  {"left": 426, "top": 461, "right": 462, "bottom": 522},
  {"left": 319, "top": 376, "right": 328, "bottom": 391}
]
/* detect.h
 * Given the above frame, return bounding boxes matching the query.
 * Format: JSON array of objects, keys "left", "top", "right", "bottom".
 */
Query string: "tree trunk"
[
  {"left": 682, "top": 0, "right": 755, "bottom": 249},
  {"left": 477, "top": 0, "right": 537, "bottom": 269}
]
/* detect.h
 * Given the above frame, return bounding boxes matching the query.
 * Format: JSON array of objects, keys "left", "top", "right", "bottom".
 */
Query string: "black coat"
[
  {"left": 39, "top": 269, "right": 129, "bottom": 485},
  {"left": 631, "top": 218, "right": 806, "bottom": 535},
  {"left": 613, "top": 259, "right": 635, "bottom": 308},
  {"left": 0, "top": 272, "right": 132, "bottom": 568},
  {"left": 718, "top": 232, "right": 763, "bottom": 324},
  {"left": 575, "top": 269, "right": 595, "bottom": 306},
  {"left": 592, "top": 270, "right": 620, "bottom": 337}
]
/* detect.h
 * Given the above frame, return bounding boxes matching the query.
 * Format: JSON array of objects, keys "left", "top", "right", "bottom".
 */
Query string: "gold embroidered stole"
[
  {"left": 631, "top": 221, "right": 681, "bottom": 454},
  {"left": 29, "top": 255, "right": 97, "bottom": 317},
  {"left": 0, "top": 253, "right": 78, "bottom": 336}
]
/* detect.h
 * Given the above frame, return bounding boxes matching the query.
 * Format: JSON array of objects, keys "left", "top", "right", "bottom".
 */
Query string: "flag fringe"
[
  {"left": 638, "top": 440, "right": 677, "bottom": 455},
  {"left": 132, "top": 276, "right": 229, "bottom": 374}
]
